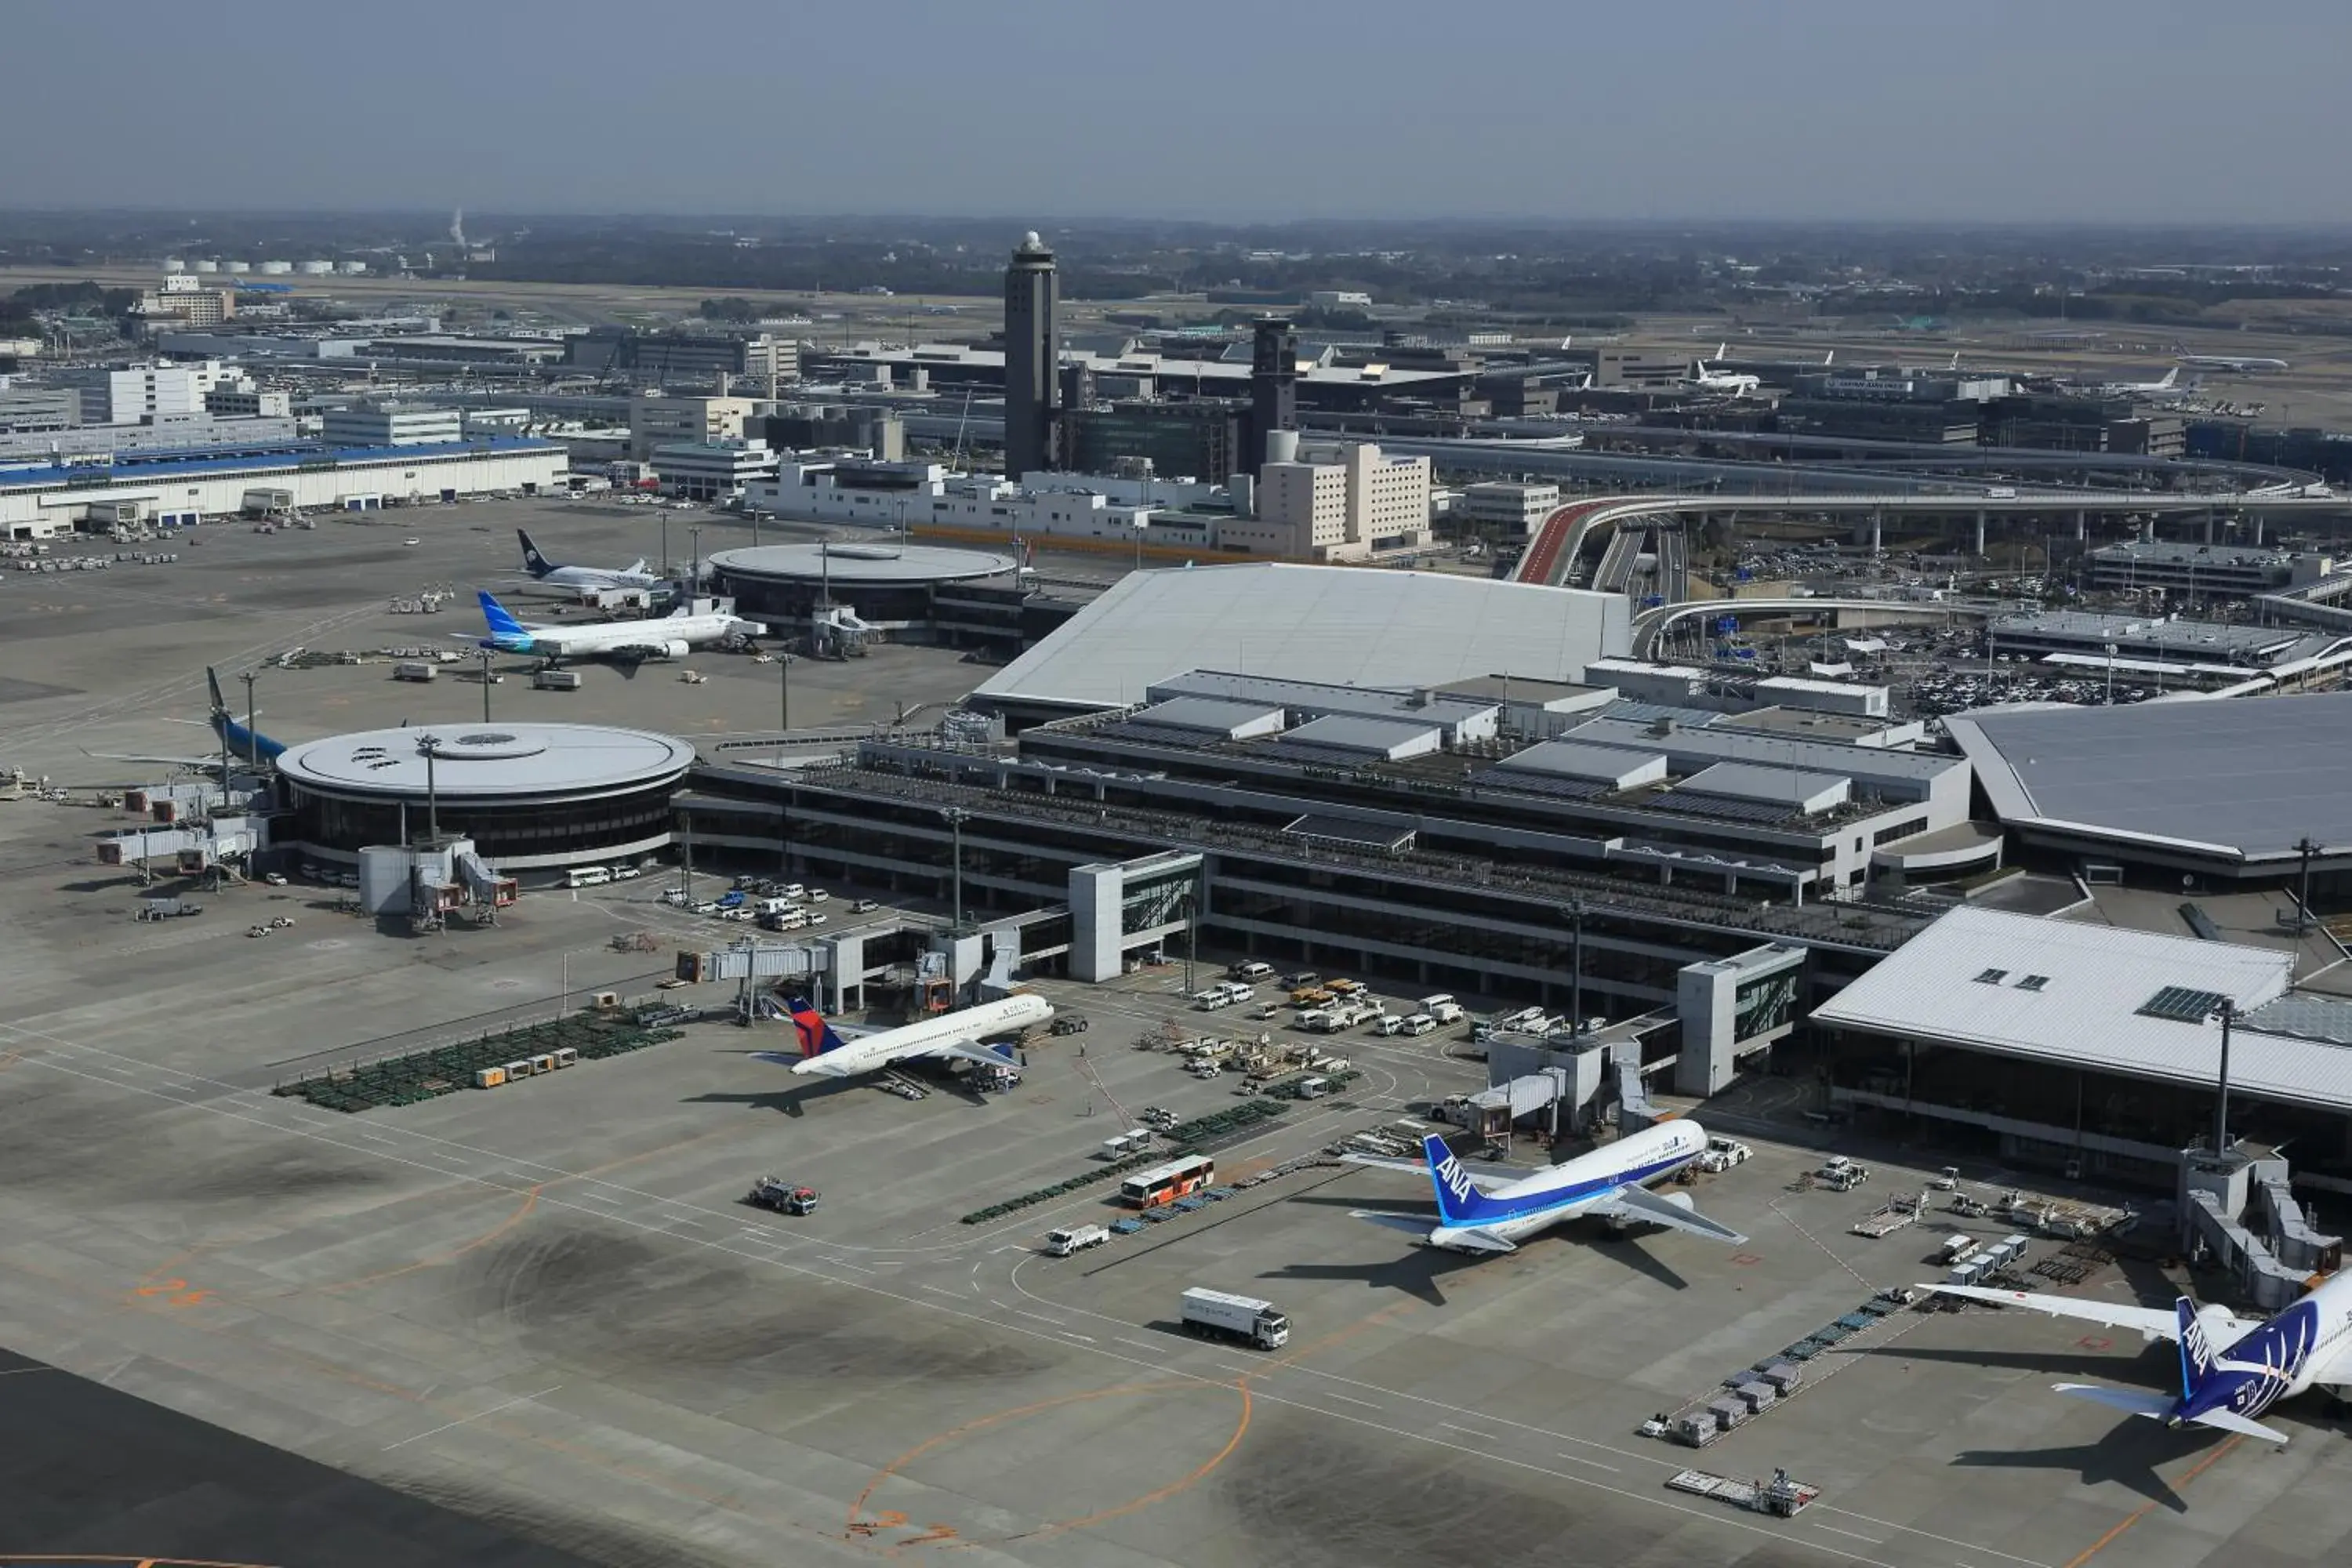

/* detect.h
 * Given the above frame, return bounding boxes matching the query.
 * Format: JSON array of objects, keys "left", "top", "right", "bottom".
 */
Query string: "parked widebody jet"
[{"left": 1347, "top": 1123, "right": 1745, "bottom": 1255}]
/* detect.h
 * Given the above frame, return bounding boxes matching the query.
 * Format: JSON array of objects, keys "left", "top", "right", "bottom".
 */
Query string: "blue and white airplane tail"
[
  {"left": 2053, "top": 1296, "right": 2289, "bottom": 1443},
  {"left": 205, "top": 666, "right": 286, "bottom": 762},
  {"left": 1421, "top": 1134, "right": 1510, "bottom": 1227},
  {"left": 476, "top": 590, "right": 532, "bottom": 647},
  {"left": 517, "top": 529, "right": 555, "bottom": 578}
]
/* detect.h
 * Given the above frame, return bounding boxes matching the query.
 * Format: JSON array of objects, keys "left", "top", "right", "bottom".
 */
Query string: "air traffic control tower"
[{"left": 1003, "top": 230, "right": 1061, "bottom": 480}]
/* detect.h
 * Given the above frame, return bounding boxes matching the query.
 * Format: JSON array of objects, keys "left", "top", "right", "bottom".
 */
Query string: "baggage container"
[
  {"left": 552, "top": 1047, "right": 579, "bottom": 1068},
  {"left": 475, "top": 1067, "right": 507, "bottom": 1088}
]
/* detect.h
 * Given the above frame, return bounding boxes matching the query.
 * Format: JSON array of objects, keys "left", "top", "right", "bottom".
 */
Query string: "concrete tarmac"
[{"left": 1, "top": 508, "right": 2350, "bottom": 1565}]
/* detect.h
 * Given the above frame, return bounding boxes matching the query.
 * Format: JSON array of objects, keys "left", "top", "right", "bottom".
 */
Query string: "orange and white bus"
[{"left": 1119, "top": 1154, "right": 1214, "bottom": 1208}]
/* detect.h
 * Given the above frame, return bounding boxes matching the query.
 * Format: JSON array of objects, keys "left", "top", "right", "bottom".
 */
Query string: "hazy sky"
[{"left": 6, "top": 0, "right": 2348, "bottom": 223}]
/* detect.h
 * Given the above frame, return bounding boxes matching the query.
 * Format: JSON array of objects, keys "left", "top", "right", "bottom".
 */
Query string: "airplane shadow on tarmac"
[
  {"left": 1949, "top": 1417, "right": 2216, "bottom": 1514},
  {"left": 1281, "top": 1193, "right": 1693, "bottom": 1296}
]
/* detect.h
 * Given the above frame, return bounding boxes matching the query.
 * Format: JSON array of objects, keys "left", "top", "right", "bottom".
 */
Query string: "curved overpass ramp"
[
  {"left": 1511, "top": 489, "right": 2349, "bottom": 592},
  {"left": 1629, "top": 596, "right": 2005, "bottom": 658}
]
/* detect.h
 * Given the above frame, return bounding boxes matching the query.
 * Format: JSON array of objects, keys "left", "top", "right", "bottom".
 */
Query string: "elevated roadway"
[
  {"left": 1510, "top": 489, "right": 2350, "bottom": 591},
  {"left": 1629, "top": 596, "right": 2005, "bottom": 658}
]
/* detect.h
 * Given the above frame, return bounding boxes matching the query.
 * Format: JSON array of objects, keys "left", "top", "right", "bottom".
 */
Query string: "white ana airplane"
[
  {"left": 1687, "top": 345, "right": 1762, "bottom": 397},
  {"left": 755, "top": 993, "right": 1052, "bottom": 1079},
  {"left": 1345, "top": 1123, "right": 1745, "bottom": 1254},
  {"left": 1924, "top": 1274, "right": 2352, "bottom": 1444},
  {"left": 516, "top": 529, "right": 659, "bottom": 591},
  {"left": 467, "top": 590, "right": 764, "bottom": 666},
  {"left": 2176, "top": 354, "right": 2289, "bottom": 374}
]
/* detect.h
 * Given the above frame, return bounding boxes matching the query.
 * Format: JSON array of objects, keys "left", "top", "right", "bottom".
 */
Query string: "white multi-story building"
[
  {"left": 629, "top": 394, "right": 756, "bottom": 459},
  {"left": 1461, "top": 480, "right": 1560, "bottom": 536},
  {"left": 320, "top": 402, "right": 463, "bottom": 448},
  {"left": 650, "top": 437, "right": 779, "bottom": 500},
  {"left": 204, "top": 382, "right": 292, "bottom": 419},
  {"left": 72, "top": 361, "right": 238, "bottom": 425},
  {"left": 1226, "top": 437, "right": 1432, "bottom": 561}
]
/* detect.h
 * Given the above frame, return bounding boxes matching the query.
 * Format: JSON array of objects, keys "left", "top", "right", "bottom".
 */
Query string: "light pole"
[
  {"left": 239, "top": 670, "right": 260, "bottom": 768},
  {"left": 479, "top": 648, "right": 495, "bottom": 722},
  {"left": 660, "top": 512, "right": 670, "bottom": 576},
  {"left": 690, "top": 525, "right": 702, "bottom": 595},
  {"left": 1565, "top": 895, "right": 1586, "bottom": 1037},
  {"left": 2294, "top": 836, "right": 2321, "bottom": 935},
  {"left": 2211, "top": 999, "right": 2237, "bottom": 1156},
  {"left": 941, "top": 807, "right": 970, "bottom": 931},
  {"left": 2103, "top": 642, "right": 2117, "bottom": 707}
]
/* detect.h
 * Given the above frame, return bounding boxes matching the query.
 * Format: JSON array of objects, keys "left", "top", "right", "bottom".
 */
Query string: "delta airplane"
[
  {"left": 467, "top": 590, "right": 764, "bottom": 666},
  {"left": 1924, "top": 1274, "right": 2352, "bottom": 1443},
  {"left": 1686, "top": 346, "right": 1762, "bottom": 397},
  {"left": 753, "top": 993, "right": 1053, "bottom": 1080},
  {"left": 515, "top": 530, "right": 660, "bottom": 592},
  {"left": 84, "top": 668, "right": 286, "bottom": 770},
  {"left": 2176, "top": 354, "right": 2290, "bottom": 375},
  {"left": 1346, "top": 1122, "right": 1746, "bottom": 1254}
]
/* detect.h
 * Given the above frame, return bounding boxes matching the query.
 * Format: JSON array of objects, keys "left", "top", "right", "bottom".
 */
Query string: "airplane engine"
[{"left": 660, "top": 640, "right": 690, "bottom": 659}]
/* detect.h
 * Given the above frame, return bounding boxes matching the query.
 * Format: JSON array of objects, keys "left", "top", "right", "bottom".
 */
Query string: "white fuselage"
[
  {"left": 1435, "top": 1119, "right": 1708, "bottom": 1247},
  {"left": 792, "top": 993, "right": 1053, "bottom": 1077},
  {"left": 514, "top": 609, "right": 763, "bottom": 658},
  {"left": 541, "top": 564, "right": 660, "bottom": 592}
]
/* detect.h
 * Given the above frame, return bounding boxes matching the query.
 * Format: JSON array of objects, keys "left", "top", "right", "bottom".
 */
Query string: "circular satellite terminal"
[
  {"left": 276, "top": 722, "right": 692, "bottom": 801},
  {"left": 708, "top": 543, "right": 1019, "bottom": 587}
]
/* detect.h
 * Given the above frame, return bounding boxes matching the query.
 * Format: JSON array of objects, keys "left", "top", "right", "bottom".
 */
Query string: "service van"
[
  {"left": 567, "top": 866, "right": 614, "bottom": 888},
  {"left": 1418, "top": 994, "right": 1464, "bottom": 1024},
  {"left": 1400, "top": 1013, "right": 1439, "bottom": 1036},
  {"left": 1230, "top": 961, "right": 1275, "bottom": 983}
]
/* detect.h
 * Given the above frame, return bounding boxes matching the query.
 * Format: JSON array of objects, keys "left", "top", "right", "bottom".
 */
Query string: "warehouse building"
[{"left": 0, "top": 436, "right": 566, "bottom": 539}]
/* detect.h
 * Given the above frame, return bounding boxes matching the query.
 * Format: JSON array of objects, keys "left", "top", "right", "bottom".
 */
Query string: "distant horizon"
[
  {"left": 5, "top": 206, "right": 2352, "bottom": 238},
  {"left": 5, "top": 0, "right": 2348, "bottom": 226}
]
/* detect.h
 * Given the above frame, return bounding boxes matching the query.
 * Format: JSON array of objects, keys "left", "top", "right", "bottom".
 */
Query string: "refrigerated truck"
[{"left": 1179, "top": 1287, "right": 1290, "bottom": 1350}]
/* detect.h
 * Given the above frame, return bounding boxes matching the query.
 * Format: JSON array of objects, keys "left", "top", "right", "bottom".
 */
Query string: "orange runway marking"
[
  {"left": 846, "top": 1377, "right": 1254, "bottom": 1552},
  {"left": 2061, "top": 1434, "right": 2241, "bottom": 1568},
  {"left": 314, "top": 1185, "right": 542, "bottom": 1294}
]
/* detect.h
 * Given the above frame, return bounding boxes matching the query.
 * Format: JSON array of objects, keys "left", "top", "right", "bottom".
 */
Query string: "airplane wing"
[
  {"left": 1351, "top": 1210, "right": 1438, "bottom": 1242},
  {"left": 916, "top": 1036, "right": 1021, "bottom": 1071},
  {"left": 1590, "top": 1182, "right": 1747, "bottom": 1245},
  {"left": 80, "top": 748, "right": 218, "bottom": 768},
  {"left": 1341, "top": 1152, "right": 1519, "bottom": 1190},
  {"left": 1921, "top": 1284, "right": 2259, "bottom": 1341}
]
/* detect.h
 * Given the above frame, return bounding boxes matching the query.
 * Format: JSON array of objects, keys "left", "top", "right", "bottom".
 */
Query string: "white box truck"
[
  {"left": 1180, "top": 1287, "right": 1290, "bottom": 1350},
  {"left": 1044, "top": 1224, "right": 1110, "bottom": 1258}
]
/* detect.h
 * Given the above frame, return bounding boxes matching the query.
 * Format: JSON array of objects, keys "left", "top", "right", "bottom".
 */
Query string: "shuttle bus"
[{"left": 1120, "top": 1154, "right": 1215, "bottom": 1209}]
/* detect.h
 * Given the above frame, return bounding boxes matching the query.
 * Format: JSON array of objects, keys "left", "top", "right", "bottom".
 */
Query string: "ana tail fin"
[
  {"left": 2176, "top": 1296, "right": 2219, "bottom": 1399},
  {"left": 784, "top": 996, "right": 849, "bottom": 1059},
  {"left": 1420, "top": 1134, "right": 1502, "bottom": 1226}
]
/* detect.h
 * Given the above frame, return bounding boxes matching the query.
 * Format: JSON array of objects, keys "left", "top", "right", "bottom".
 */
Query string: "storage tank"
[
  {"left": 259, "top": 260, "right": 292, "bottom": 275},
  {"left": 224, "top": 260, "right": 250, "bottom": 274},
  {"left": 163, "top": 257, "right": 187, "bottom": 273},
  {"left": 336, "top": 260, "right": 368, "bottom": 274},
  {"left": 193, "top": 259, "right": 220, "bottom": 274},
  {"left": 296, "top": 260, "right": 334, "bottom": 275}
]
